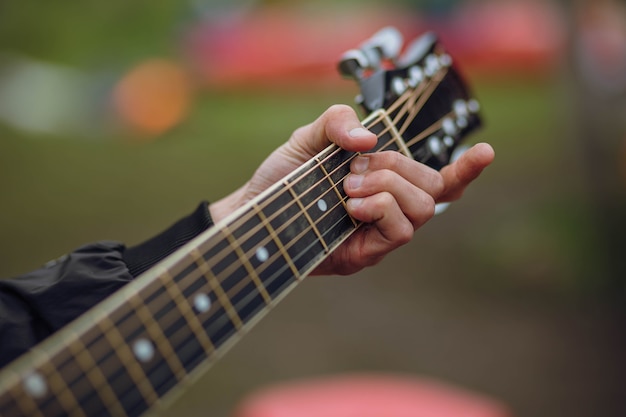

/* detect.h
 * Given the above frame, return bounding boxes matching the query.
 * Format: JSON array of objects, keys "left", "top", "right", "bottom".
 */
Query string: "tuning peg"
[
  {"left": 397, "top": 32, "right": 437, "bottom": 68},
  {"left": 361, "top": 26, "right": 404, "bottom": 61},
  {"left": 338, "top": 49, "right": 369, "bottom": 80}
]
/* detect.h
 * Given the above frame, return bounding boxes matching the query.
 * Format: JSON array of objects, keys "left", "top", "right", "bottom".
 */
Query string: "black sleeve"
[{"left": 0, "top": 202, "right": 214, "bottom": 368}]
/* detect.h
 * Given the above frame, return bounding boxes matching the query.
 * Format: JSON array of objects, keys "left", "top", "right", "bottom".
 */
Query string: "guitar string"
[{"left": 14, "top": 64, "right": 457, "bottom": 415}]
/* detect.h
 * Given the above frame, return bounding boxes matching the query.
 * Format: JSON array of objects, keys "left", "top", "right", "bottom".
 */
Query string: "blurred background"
[{"left": 1, "top": 0, "right": 625, "bottom": 416}]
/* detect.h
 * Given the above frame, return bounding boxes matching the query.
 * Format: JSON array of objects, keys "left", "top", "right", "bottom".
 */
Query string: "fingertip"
[
  {"left": 473, "top": 142, "right": 496, "bottom": 164},
  {"left": 344, "top": 126, "right": 377, "bottom": 151}
]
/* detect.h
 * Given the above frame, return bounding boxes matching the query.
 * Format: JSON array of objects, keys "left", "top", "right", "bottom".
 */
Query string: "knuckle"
[
  {"left": 396, "top": 221, "right": 414, "bottom": 245},
  {"left": 377, "top": 192, "right": 396, "bottom": 210},
  {"left": 374, "top": 169, "right": 396, "bottom": 189},
  {"left": 431, "top": 173, "right": 445, "bottom": 198},
  {"left": 325, "top": 104, "right": 355, "bottom": 118},
  {"left": 423, "top": 195, "right": 437, "bottom": 219}
]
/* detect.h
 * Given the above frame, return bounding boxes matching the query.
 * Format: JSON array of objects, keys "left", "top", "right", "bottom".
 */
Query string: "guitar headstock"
[{"left": 339, "top": 28, "right": 482, "bottom": 170}]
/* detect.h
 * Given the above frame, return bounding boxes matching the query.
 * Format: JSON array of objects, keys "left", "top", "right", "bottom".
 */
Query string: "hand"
[{"left": 210, "top": 105, "right": 494, "bottom": 276}]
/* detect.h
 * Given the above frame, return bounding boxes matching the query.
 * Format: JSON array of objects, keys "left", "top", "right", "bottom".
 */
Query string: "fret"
[
  {"left": 158, "top": 270, "right": 216, "bottom": 356},
  {"left": 221, "top": 225, "right": 273, "bottom": 305},
  {"left": 253, "top": 204, "right": 301, "bottom": 298},
  {"left": 191, "top": 248, "right": 243, "bottom": 332},
  {"left": 1, "top": 370, "right": 46, "bottom": 417},
  {"left": 97, "top": 318, "right": 159, "bottom": 408},
  {"left": 315, "top": 152, "right": 357, "bottom": 229},
  {"left": 104, "top": 303, "right": 183, "bottom": 401},
  {"left": 66, "top": 335, "right": 127, "bottom": 417},
  {"left": 262, "top": 184, "right": 315, "bottom": 254},
  {"left": 127, "top": 296, "right": 187, "bottom": 384},
  {"left": 258, "top": 182, "right": 328, "bottom": 275},
  {"left": 286, "top": 160, "right": 336, "bottom": 251},
  {"left": 287, "top": 161, "right": 351, "bottom": 253},
  {"left": 76, "top": 327, "right": 147, "bottom": 416},
  {"left": 35, "top": 349, "right": 87, "bottom": 417}
]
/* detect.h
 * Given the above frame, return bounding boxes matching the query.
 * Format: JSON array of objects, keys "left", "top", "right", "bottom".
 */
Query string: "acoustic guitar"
[{"left": 0, "top": 28, "right": 482, "bottom": 417}]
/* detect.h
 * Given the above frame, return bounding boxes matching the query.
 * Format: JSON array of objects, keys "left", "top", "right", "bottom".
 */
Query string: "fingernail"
[
  {"left": 346, "top": 174, "right": 364, "bottom": 189},
  {"left": 349, "top": 127, "right": 371, "bottom": 138},
  {"left": 352, "top": 156, "right": 369, "bottom": 174},
  {"left": 348, "top": 197, "right": 364, "bottom": 208}
]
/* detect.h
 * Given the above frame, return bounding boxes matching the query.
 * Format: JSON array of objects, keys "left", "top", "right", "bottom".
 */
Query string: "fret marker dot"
[
  {"left": 133, "top": 339, "right": 154, "bottom": 363},
  {"left": 317, "top": 199, "right": 328, "bottom": 212},
  {"left": 23, "top": 372, "right": 47, "bottom": 398},
  {"left": 194, "top": 293, "right": 212, "bottom": 313},
  {"left": 256, "top": 246, "right": 269, "bottom": 263}
]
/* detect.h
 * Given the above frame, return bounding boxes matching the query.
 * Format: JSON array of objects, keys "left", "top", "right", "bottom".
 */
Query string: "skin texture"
[{"left": 210, "top": 104, "right": 495, "bottom": 276}]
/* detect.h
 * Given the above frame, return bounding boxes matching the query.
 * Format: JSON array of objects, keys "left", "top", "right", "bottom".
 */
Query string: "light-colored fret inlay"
[
  {"left": 158, "top": 270, "right": 216, "bottom": 354},
  {"left": 12, "top": 369, "right": 47, "bottom": 417},
  {"left": 98, "top": 318, "right": 159, "bottom": 406},
  {"left": 191, "top": 249, "right": 244, "bottom": 330},
  {"left": 221, "top": 226, "right": 272, "bottom": 305},
  {"left": 253, "top": 203, "right": 302, "bottom": 281},
  {"left": 35, "top": 349, "right": 87, "bottom": 417},
  {"left": 285, "top": 182, "right": 330, "bottom": 253},
  {"left": 128, "top": 296, "right": 187, "bottom": 381},
  {"left": 315, "top": 158, "right": 358, "bottom": 228}
]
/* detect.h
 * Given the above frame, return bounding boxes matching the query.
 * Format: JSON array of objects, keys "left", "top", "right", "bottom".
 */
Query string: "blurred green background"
[{"left": 1, "top": 1, "right": 625, "bottom": 416}]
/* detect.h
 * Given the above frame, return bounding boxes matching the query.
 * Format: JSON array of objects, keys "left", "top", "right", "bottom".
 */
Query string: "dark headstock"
[{"left": 339, "top": 28, "right": 482, "bottom": 170}]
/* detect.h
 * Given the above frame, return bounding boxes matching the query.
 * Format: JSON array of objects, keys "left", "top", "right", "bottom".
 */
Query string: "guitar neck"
[{"left": 0, "top": 109, "right": 409, "bottom": 417}]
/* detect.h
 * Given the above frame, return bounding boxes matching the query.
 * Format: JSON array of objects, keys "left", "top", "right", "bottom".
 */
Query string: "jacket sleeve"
[{"left": 0, "top": 201, "right": 214, "bottom": 368}]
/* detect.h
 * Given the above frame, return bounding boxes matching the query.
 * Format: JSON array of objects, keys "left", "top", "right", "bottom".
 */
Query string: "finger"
[
  {"left": 290, "top": 105, "right": 377, "bottom": 156},
  {"left": 350, "top": 151, "right": 445, "bottom": 199},
  {"left": 438, "top": 142, "right": 495, "bottom": 202},
  {"left": 346, "top": 192, "right": 417, "bottom": 255},
  {"left": 344, "top": 168, "right": 437, "bottom": 229}
]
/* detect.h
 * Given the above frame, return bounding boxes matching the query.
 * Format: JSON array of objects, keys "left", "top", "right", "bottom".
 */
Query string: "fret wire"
[
  {"left": 33, "top": 349, "right": 87, "bottom": 417},
  {"left": 127, "top": 296, "right": 188, "bottom": 383},
  {"left": 97, "top": 317, "right": 159, "bottom": 407},
  {"left": 66, "top": 332, "right": 129, "bottom": 417},
  {"left": 314, "top": 156, "right": 358, "bottom": 228},
  {"left": 285, "top": 181, "right": 330, "bottom": 253},
  {"left": 158, "top": 269, "right": 217, "bottom": 355},
  {"left": 221, "top": 225, "right": 273, "bottom": 304},
  {"left": 191, "top": 248, "right": 244, "bottom": 330},
  {"left": 252, "top": 202, "right": 301, "bottom": 279}
]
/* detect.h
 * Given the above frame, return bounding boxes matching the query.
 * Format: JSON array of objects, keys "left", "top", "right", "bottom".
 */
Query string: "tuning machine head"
[{"left": 338, "top": 26, "right": 403, "bottom": 80}]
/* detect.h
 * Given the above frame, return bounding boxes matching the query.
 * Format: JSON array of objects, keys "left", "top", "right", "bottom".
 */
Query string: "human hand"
[{"left": 210, "top": 105, "right": 494, "bottom": 276}]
